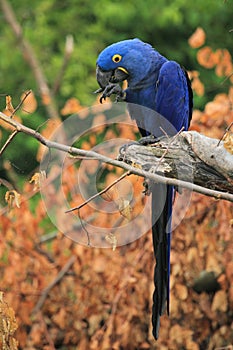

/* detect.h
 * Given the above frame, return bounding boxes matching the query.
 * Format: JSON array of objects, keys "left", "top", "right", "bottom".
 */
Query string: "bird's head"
[{"left": 96, "top": 38, "right": 161, "bottom": 89}]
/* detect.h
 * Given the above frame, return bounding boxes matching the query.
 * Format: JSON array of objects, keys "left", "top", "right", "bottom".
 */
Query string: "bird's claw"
[
  {"left": 98, "top": 83, "right": 125, "bottom": 104},
  {"left": 94, "top": 87, "right": 104, "bottom": 94},
  {"left": 138, "top": 135, "right": 161, "bottom": 145}
]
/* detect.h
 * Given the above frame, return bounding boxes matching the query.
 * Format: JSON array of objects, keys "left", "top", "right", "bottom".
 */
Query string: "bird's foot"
[
  {"left": 138, "top": 135, "right": 162, "bottom": 145},
  {"left": 97, "top": 83, "right": 126, "bottom": 103}
]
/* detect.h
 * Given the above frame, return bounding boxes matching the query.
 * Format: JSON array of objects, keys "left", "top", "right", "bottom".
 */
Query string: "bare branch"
[
  {"left": 32, "top": 255, "right": 76, "bottom": 314},
  {"left": 217, "top": 121, "right": 233, "bottom": 146},
  {"left": 0, "top": 130, "right": 18, "bottom": 156},
  {"left": 10, "top": 89, "right": 32, "bottom": 117},
  {"left": 66, "top": 171, "right": 130, "bottom": 213},
  {"left": 0, "top": 0, "right": 59, "bottom": 119},
  {"left": 53, "top": 35, "right": 74, "bottom": 95},
  {"left": 0, "top": 178, "right": 14, "bottom": 190},
  {"left": 0, "top": 110, "right": 233, "bottom": 202}
]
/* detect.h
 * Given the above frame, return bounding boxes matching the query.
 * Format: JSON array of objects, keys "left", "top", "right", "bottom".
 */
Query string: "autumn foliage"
[{"left": 0, "top": 29, "right": 233, "bottom": 350}]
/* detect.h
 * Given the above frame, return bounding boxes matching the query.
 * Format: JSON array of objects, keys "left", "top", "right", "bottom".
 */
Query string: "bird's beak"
[{"left": 96, "top": 65, "right": 129, "bottom": 90}]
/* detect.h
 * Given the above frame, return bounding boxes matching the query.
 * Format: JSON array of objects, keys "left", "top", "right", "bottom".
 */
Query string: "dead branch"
[
  {"left": 118, "top": 132, "right": 233, "bottom": 194},
  {"left": 0, "top": 110, "right": 233, "bottom": 202},
  {"left": 66, "top": 171, "right": 130, "bottom": 213},
  {"left": 52, "top": 35, "right": 74, "bottom": 95},
  {"left": 0, "top": 130, "right": 18, "bottom": 156},
  {"left": 0, "top": 0, "right": 59, "bottom": 119},
  {"left": 32, "top": 255, "right": 76, "bottom": 314}
]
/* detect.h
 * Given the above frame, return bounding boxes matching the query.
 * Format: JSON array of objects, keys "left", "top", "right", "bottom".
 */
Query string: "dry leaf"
[
  {"left": 29, "top": 171, "right": 46, "bottom": 191},
  {"left": 191, "top": 75, "right": 205, "bottom": 96},
  {"left": 215, "top": 49, "right": 233, "bottom": 77},
  {"left": 105, "top": 232, "right": 117, "bottom": 251},
  {"left": 21, "top": 90, "right": 37, "bottom": 114},
  {"left": 175, "top": 283, "right": 188, "bottom": 300},
  {"left": 5, "top": 190, "right": 21, "bottom": 210},
  {"left": 61, "top": 97, "right": 83, "bottom": 115},
  {"left": 118, "top": 198, "right": 132, "bottom": 220},
  {"left": 188, "top": 27, "right": 206, "bottom": 48},
  {"left": 5, "top": 95, "right": 15, "bottom": 114},
  {"left": 223, "top": 131, "right": 233, "bottom": 154},
  {"left": 211, "top": 290, "right": 228, "bottom": 312},
  {"left": 197, "top": 46, "right": 217, "bottom": 69},
  {"left": 0, "top": 291, "right": 18, "bottom": 350}
]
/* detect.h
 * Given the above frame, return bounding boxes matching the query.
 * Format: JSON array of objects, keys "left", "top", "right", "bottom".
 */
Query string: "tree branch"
[
  {"left": 0, "top": 110, "right": 233, "bottom": 202},
  {"left": 118, "top": 132, "right": 233, "bottom": 193},
  {"left": 52, "top": 35, "right": 74, "bottom": 95},
  {"left": 0, "top": 0, "right": 59, "bottom": 119},
  {"left": 32, "top": 255, "right": 76, "bottom": 314},
  {"left": 65, "top": 171, "right": 131, "bottom": 213}
]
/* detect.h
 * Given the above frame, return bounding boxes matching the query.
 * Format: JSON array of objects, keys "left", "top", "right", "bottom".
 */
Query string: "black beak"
[{"left": 96, "top": 65, "right": 129, "bottom": 91}]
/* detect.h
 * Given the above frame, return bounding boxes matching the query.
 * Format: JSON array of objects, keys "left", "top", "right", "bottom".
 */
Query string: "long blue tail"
[{"left": 151, "top": 183, "right": 173, "bottom": 340}]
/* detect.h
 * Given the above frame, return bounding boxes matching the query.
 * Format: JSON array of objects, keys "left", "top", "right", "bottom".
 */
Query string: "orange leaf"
[
  {"left": 5, "top": 95, "right": 15, "bottom": 114},
  {"left": 61, "top": 97, "right": 84, "bottom": 116},
  {"left": 215, "top": 49, "right": 233, "bottom": 77},
  {"left": 223, "top": 131, "right": 233, "bottom": 154},
  {"left": 188, "top": 27, "right": 206, "bottom": 48},
  {"left": 192, "top": 76, "right": 205, "bottom": 96},
  {"left": 197, "top": 46, "right": 216, "bottom": 69},
  {"left": 105, "top": 232, "right": 117, "bottom": 251},
  {"left": 5, "top": 190, "right": 21, "bottom": 209},
  {"left": 21, "top": 90, "right": 37, "bottom": 114},
  {"left": 211, "top": 290, "right": 228, "bottom": 312},
  {"left": 29, "top": 171, "right": 46, "bottom": 191},
  {"left": 0, "top": 292, "right": 18, "bottom": 349},
  {"left": 118, "top": 198, "right": 132, "bottom": 220},
  {"left": 175, "top": 283, "right": 188, "bottom": 300}
]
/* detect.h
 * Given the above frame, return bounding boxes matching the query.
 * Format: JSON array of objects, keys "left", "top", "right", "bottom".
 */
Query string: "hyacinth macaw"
[{"left": 95, "top": 38, "right": 193, "bottom": 339}]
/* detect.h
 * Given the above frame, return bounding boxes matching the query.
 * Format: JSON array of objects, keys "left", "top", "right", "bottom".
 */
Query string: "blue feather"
[{"left": 96, "top": 38, "right": 193, "bottom": 340}]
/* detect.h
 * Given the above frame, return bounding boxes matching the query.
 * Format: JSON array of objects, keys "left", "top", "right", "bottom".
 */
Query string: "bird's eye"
[{"left": 112, "top": 54, "right": 122, "bottom": 63}]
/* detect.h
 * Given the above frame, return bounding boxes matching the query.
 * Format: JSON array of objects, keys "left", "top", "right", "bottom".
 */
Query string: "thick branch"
[
  {"left": 118, "top": 132, "right": 233, "bottom": 193},
  {"left": 0, "top": 0, "right": 59, "bottom": 119},
  {"left": 0, "top": 111, "right": 233, "bottom": 202}
]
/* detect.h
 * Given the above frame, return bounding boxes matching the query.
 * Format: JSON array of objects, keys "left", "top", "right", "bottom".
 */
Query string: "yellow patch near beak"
[{"left": 117, "top": 67, "right": 129, "bottom": 75}]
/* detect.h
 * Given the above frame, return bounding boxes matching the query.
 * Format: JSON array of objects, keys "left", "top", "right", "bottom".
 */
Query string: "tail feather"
[{"left": 151, "top": 183, "right": 173, "bottom": 340}]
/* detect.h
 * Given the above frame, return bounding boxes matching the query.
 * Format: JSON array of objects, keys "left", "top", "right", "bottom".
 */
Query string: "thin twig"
[
  {"left": 154, "top": 127, "right": 184, "bottom": 171},
  {"left": 0, "top": 130, "right": 18, "bottom": 156},
  {"left": 0, "top": 110, "right": 233, "bottom": 202},
  {"left": 0, "top": 0, "right": 59, "bottom": 119},
  {"left": 78, "top": 210, "right": 91, "bottom": 246},
  {"left": 32, "top": 255, "right": 76, "bottom": 314},
  {"left": 10, "top": 90, "right": 32, "bottom": 117},
  {"left": 38, "top": 312, "right": 56, "bottom": 350},
  {"left": 103, "top": 248, "right": 147, "bottom": 345},
  {"left": 217, "top": 121, "right": 233, "bottom": 146},
  {"left": 38, "top": 214, "right": 97, "bottom": 243},
  {"left": 220, "top": 72, "right": 233, "bottom": 85},
  {"left": 0, "top": 177, "right": 14, "bottom": 190},
  {"left": 65, "top": 171, "right": 130, "bottom": 213}
]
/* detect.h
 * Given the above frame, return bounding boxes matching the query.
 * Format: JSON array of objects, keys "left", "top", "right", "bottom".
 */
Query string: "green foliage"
[
  {"left": 0, "top": 0, "right": 232, "bottom": 181},
  {"left": 0, "top": 0, "right": 232, "bottom": 108}
]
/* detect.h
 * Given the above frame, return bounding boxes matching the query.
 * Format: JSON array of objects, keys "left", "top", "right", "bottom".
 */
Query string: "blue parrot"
[{"left": 96, "top": 38, "right": 193, "bottom": 339}]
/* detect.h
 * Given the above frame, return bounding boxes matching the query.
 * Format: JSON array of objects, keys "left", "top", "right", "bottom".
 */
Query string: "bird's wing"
[
  {"left": 156, "top": 60, "right": 192, "bottom": 133},
  {"left": 151, "top": 61, "right": 191, "bottom": 339}
]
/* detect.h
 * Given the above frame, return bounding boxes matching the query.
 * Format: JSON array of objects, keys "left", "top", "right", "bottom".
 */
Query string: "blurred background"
[
  {"left": 0, "top": 0, "right": 232, "bottom": 107},
  {"left": 0, "top": 1, "right": 233, "bottom": 349}
]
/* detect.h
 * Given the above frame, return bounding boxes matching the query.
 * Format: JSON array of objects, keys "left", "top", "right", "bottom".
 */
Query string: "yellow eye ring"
[{"left": 112, "top": 54, "right": 122, "bottom": 63}]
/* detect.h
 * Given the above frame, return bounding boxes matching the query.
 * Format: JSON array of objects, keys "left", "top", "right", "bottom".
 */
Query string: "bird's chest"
[
  {"left": 125, "top": 84, "right": 157, "bottom": 110},
  {"left": 125, "top": 84, "right": 164, "bottom": 137}
]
